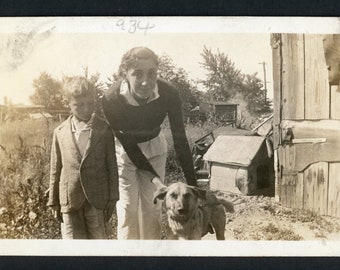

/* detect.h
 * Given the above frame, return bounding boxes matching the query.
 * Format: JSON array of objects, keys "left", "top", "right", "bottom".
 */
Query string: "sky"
[{"left": 1, "top": 17, "right": 338, "bottom": 105}]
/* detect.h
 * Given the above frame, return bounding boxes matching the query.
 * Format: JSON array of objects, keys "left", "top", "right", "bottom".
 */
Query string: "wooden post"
[{"left": 271, "top": 33, "right": 282, "bottom": 201}]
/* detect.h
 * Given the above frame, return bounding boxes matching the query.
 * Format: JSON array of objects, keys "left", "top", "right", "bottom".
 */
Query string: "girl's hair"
[
  {"left": 62, "top": 76, "right": 95, "bottom": 101},
  {"left": 118, "top": 47, "right": 159, "bottom": 77}
]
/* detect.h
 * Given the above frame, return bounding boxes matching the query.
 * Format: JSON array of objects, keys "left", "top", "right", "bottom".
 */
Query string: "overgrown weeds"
[{"left": 0, "top": 119, "right": 60, "bottom": 238}]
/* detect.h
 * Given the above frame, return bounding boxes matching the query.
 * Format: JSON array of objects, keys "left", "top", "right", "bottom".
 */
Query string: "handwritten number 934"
[{"left": 116, "top": 19, "right": 155, "bottom": 35}]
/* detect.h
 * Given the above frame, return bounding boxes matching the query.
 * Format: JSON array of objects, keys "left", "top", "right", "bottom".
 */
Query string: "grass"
[{"left": 233, "top": 222, "right": 303, "bottom": 241}]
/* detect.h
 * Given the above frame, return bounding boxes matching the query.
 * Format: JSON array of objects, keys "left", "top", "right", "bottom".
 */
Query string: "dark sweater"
[{"left": 102, "top": 79, "right": 197, "bottom": 186}]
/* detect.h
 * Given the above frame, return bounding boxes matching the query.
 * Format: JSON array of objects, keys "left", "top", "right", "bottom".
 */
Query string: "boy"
[{"left": 47, "top": 76, "right": 119, "bottom": 239}]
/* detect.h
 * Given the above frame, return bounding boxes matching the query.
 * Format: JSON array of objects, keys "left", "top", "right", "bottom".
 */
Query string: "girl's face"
[{"left": 124, "top": 58, "right": 158, "bottom": 100}]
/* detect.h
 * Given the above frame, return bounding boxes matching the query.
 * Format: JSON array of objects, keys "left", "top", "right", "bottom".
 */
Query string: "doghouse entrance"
[{"left": 256, "top": 165, "right": 270, "bottom": 189}]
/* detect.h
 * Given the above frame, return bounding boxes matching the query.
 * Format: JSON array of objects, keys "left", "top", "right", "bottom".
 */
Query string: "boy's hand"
[{"left": 105, "top": 200, "right": 117, "bottom": 222}]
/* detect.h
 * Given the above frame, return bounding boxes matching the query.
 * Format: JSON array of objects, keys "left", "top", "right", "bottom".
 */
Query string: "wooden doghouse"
[
  {"left": 204, "top": 135, "right": 274, "bottom": 195},
  {"left": 272, "top": 34, "right": 340, "bottom": 217}
]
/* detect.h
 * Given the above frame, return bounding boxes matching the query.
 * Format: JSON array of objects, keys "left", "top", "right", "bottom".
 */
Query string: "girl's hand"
[{"left": 151, "top": 176, "right": 166, "bottom": 189}]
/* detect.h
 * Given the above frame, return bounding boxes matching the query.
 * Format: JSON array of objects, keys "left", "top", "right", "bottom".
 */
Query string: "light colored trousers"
[
  {"left": 61, "top": 200, "right": 107, "bottom": 239},
  {"left": 115, "top": 133, "right": 167, "bottom": 240}
]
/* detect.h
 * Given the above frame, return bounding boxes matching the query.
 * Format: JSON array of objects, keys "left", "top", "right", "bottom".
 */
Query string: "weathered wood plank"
[
  {"left": 305, "top": 34, "right": 330, "bottom": 119},
  {"left": 271, "top": 33, "right": 282, "bottom": 149},
  {"left": 280, "top": 145, "right": 297, "bottom": 208},
  {"left": 286, "top": 144, "right": 296, "bottom": 171},
  {"left": 281, "top": 120, "right": 340, "bottom": 172},
  {"left": 303, "top": 162, "right": 328, "bottom": 214},
  {"left": 330, "top": 85, "right": 340, "bottom": 119},
  {"left": 280, "top": 176, "right": 287, "bottom": 207},
  {"left": 278, "top": 146, "right": 286, "bottom": 205},
  {"left": 328, "top": 163, "right": 340, "bottom": 217},
  {"left": 286, "top": 145, "right": 294, "bottom": 208},
  {"left": 210, "top": 165, "right": 242, "bottom": 194},
  {"left": 315, "top": 162, "right": 328, "bottom": 215},
  {"left": 293, "top": 173, "right": 304, "bottom": 209},
  {"left": 281, "top": 34, "right": 305, "bottom": 120},
  {"left": 292, "top": 138, "right": 326, "bottom": 144},
  {"left": 303, "top": 164, "right": 315, "bottom": 211},
  {"left": 274, "top": 149, "right": 280, "bottom": 201},
  {"left": 286, "top": 175, "right": 293, "bottom": 208},
  {"left": 273, "top": 38, "right": 284, "bottom": 203}
]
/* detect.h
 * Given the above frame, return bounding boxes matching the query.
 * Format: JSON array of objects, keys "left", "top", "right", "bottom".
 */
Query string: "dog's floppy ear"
[
  {"left": 191, "top": 186, "right": 206, "bottom": 199},
  {"left": 153, "top": 186, "right": 168, "bottom": 204}
]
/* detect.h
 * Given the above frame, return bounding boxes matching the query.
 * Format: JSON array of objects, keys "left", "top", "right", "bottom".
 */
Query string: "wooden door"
[{"left": 272, "top": 34, "right": 340, "bottom": 217}]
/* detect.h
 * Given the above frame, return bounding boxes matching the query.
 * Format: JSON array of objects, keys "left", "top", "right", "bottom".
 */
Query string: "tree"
[
  {"left": 82, "top": 66, "right": 105, "bottom": 96},
  {"left": 105, "top": 73, "right": 120, "bottom": 90},
  {"left": 200, "top": 46, "right": 272, "bottom": 116},
  {"left": 158, "top": 54, "right": 198, "bottom": 111},
  {"left": 200, "top": 46, "right": 244, "bottom": 101},
  {"left": 86, "top": 70, "right": 106, "bottom": 116},
  {"left": 241, "top": 73, "right": 272, "bottom": 115},
  {"left": 30, "top": 72, "right": 65, "bottom": 110}
]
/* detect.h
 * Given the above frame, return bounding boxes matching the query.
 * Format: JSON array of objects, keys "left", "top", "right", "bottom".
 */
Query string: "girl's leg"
[
  {"left": 116, "top": 161, "right": 140, "bottom": 239},
  {"left": 138, "top": 153, "right": 167, "bottom": 239}
]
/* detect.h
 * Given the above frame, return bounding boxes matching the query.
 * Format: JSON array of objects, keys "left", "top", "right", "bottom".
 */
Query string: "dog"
[{"left": 153, "top": 182, "right": 234, "bottom": 240}]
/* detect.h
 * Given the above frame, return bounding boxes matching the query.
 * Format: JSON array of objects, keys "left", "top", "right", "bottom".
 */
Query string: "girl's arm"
[{"left": 167, "top": 89, "right": 197, "bottom": 186}]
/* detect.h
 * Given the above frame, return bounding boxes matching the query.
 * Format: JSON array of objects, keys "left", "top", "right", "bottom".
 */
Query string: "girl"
[{"left": 102, "top": 47, "right": 197, "bottom": 239}]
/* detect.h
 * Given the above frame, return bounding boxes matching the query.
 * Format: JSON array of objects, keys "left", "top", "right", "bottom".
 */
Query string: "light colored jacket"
[{"left": 47, "top": 114, "right": 119, "bottom": 213}]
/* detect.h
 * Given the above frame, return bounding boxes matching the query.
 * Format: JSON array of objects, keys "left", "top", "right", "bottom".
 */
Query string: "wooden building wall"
[{"left": 272, "top": 34, "right": 340, "bottom": 217}]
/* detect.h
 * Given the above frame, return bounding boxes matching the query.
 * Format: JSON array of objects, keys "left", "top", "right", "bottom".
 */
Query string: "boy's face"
[{"left": 69, "top": 94, "right": 95, "bottom": 121}]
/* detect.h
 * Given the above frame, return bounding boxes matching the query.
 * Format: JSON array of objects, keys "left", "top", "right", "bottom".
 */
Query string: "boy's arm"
[
  {"left": 104, "top": 127, "right": 119, "bottom": 222},
  {"left": 47, "top": 131, "right": 62, "bottom": 207},
  {"left": 105, "top": 127, "right": 119, "bottom": 202}
]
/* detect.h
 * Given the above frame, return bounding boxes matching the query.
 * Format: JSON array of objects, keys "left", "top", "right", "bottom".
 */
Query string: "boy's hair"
[
  {"left": 62, "top": 76, "right": 95, "bottom": 101},
  {"left": 118, "top": 47, "right": 159, "bottom": 78}
]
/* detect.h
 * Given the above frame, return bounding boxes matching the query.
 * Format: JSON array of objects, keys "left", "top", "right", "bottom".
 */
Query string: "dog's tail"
[{"left": 218, "top": 198, "right": 234, "bottom": 213}]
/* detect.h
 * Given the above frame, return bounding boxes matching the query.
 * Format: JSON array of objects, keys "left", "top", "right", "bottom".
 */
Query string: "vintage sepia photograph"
[{"left": 0, "top": 17, "right": 340, "bottom": 256}]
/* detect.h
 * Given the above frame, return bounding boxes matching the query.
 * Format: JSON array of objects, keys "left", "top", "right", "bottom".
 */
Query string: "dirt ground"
[{"left": 202, "top": 190, "right": 340, "bottom": 241}]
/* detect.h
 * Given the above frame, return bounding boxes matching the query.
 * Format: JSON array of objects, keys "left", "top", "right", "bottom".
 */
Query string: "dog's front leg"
[
  {"left": 165, "top": 224, "right": 178, "bottom": 240},
  {"left": 189, "top": 230, "right": 203, "bottom": 240}
]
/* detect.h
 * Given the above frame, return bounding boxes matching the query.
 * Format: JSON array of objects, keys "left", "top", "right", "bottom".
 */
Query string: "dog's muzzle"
[{"left": 169, "top": 214, "right": 189, "bottom": 223}]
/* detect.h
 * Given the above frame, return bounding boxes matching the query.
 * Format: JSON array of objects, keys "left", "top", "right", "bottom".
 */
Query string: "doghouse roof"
[
  {"left": 212, "top": 126, "right": 256, "bottom": 138},
  {"left": 204, "top": 135, "right": 266, "bottom": 167}
]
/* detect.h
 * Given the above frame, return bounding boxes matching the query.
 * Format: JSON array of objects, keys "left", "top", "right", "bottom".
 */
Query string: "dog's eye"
[
  {"left": 183, "top": 193, "right": 192, "bottom": 198},
  {"left": 170, "top": 192, "right": 178, "bottom": 199}
]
